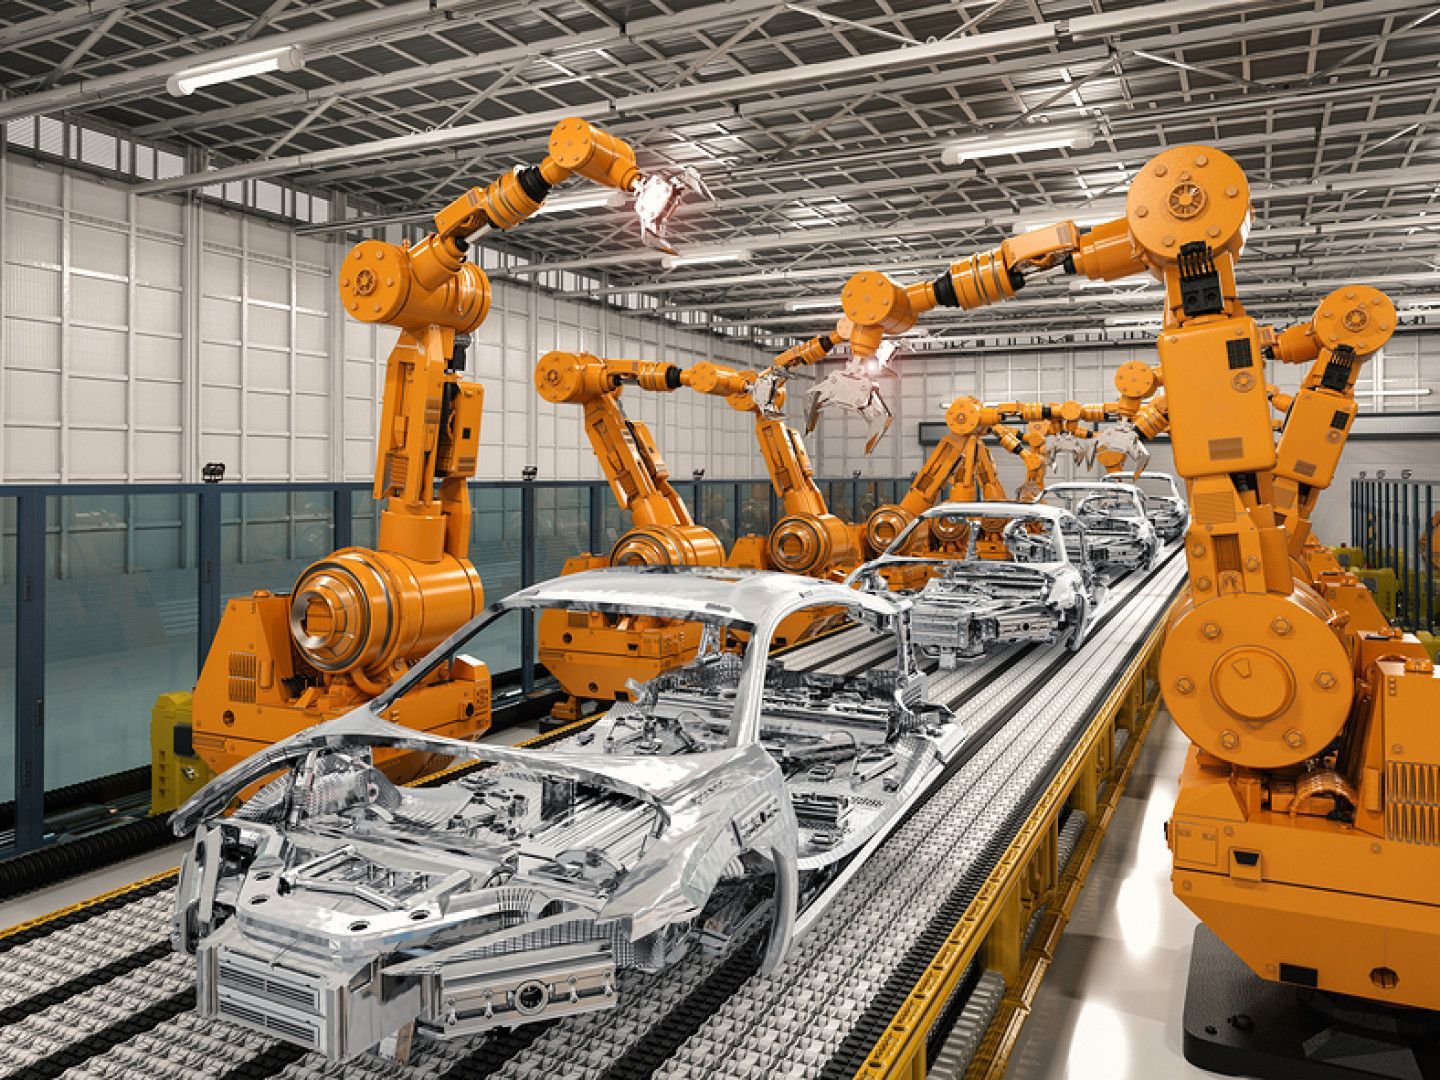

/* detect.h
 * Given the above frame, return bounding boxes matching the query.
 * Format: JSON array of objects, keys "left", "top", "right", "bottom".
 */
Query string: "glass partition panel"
[
  {"left": 44, "top": 493, "right": 198, "bottom": 809},
  {"left": 597, "top": 494, "right": 628, "bottom": 556},
  {"left": 737, "top": 481, "right": 772, "bottom": 538},
  {"left": 698, "top": 483, "right": 736, "bottom": 549},
  {"left": 856, "top": 480, "right": 883, "bottom": 524},
  {"left": 825, "top": 481, "right": 855, "bottom": 523},
  {"left": 221, "top": 489, "right": 333, "bottom": 600},
  {"left": 351, "top": 491, "right": 381, "bottom": 549},
  {"left": 469, "top": 484, "right": 524, "bottom": 677},
  {"left": 534, "top": 486, "right": 589, "bottom": 582}
]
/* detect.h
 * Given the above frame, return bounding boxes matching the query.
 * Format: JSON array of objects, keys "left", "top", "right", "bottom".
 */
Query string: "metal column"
[
  {"left": 15, "top": 490, "right": 46, "bottom": 853},
  {"left": 196, "top": 487, "right": 221, "bottom": 671},
  {"left": 520, "top": 481, "right": 537, "bottom": 693}
]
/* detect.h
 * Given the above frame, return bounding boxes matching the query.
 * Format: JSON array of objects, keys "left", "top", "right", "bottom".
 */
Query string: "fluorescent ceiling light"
[
  {"left": 166, "top": 46, "right": 305, "bottom": 97},
  {"left": 1104, "top": 315, "right": 1162, "bottom": 327},
  {"left": 534, "top": 189, "right": 627, "bottom": 215},
  {"left": 785, "top": 297, "right": 844, "bottom": 311},
  {"left": 1353, "top": 387, "right": 1432, "bottom": 397},
  {"left": 661, "top": 249, "right": 749, "bottom": 270},
  {"left": 940, "top": 124, "right": 1095, "bottom": 167}
]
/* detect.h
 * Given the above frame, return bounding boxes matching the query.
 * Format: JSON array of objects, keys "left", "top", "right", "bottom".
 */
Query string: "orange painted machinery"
[
  {"left": 531, "top": 350, "right": 726, "bottom": 718},
  {"left": 678, "top": 354, "right": 861, "bottom": 579},
  {"left": 860, "top": 396, "right": 1042, "bottom": 572},
  {"left": 832, "top": 145, "right": 1437, "bottom": 1013},
  {"left": 1264, "top": 287, "right": 1398, "bottom": 635},
  {"left": 532, "top": 348, "right": 867, "bottom": 717},
  {"left": 191, "top": 118, "right": 689, "bottom": 779}
]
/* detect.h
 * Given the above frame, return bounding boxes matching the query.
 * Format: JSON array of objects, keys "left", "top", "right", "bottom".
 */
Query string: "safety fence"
[
  {"left": 0, "top": 475, "right": 908, "bottom": 855},
  {"left": 1350, "top": 476, "right": 1438, "bottom": 635}
]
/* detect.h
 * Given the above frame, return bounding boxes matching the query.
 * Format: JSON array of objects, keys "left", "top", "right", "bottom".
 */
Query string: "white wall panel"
[{"left": 44, "top": 151, "right": 1434, "bottom": 499}]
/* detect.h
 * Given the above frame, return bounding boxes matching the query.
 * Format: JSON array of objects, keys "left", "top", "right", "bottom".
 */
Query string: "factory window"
[
  {"left": 80, "top": 128, "right": 117, "bottom": 171},
  {"left": 5, "top": 117, "right": 35, "bottom": 149},
  {"left": 38, "top": 116, "right": 64, "bottom": 156},
  {"left": 255, "top": 180, "right": 284, "bottom": 215}
]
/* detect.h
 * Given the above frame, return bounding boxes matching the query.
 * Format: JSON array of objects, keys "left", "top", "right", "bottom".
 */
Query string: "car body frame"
[
  {"left": 848, "top": 502, "right": 1107, "bottom": 668},
  {"left": 1040, "top": 480, "right": 1160, "bottom": 573},
  {"left": 171, "top": 567, "right": 963, "bottom": 1062},
  {"left": 1102, "top": 471, "right": 1188, "bottom": 542}
]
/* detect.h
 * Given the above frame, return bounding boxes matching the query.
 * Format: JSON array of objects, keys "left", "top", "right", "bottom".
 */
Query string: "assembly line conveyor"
[{"left": 0, "top": 548, "right": 1183, "bottom": 1080}]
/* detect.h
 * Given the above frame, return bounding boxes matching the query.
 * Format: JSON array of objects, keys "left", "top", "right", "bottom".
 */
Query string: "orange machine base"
[
  {"left": 1183, "top": 923, "right": 1440, "bottom": 1079},
  {"left": 192, "top": 592, "right": 491, "bottom": 782}
]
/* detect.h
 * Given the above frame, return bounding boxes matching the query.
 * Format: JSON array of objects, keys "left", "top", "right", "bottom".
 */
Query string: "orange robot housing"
[
  {"left": 193, "top": 118, "right": 654, "bottom": 780},
  {"left": 832, "top": 141, "right": 1437, "bottom": 1012}
]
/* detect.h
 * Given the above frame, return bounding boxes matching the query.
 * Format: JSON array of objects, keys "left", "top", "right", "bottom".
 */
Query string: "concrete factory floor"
[{"left": 1007, "top": 712, "right": 1215, "bottom": 1079}]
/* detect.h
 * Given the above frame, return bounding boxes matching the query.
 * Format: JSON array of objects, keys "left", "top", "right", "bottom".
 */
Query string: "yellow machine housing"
[{"left": 150, "top": 691, "right": 213, "bottom": 815}]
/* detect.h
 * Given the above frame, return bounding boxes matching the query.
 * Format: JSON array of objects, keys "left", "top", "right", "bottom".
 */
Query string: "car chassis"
[
  {"left": 171, "top": 568, "right": 964, "bottom": 1062},
  {"left": 849, "top": 502, "right": 1108, "bottom": 669}
]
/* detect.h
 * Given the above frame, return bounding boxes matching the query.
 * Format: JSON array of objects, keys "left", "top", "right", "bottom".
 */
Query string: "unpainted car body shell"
[
  {"left": 1040, "top": 481, "right": 1161, "bottom": 573},
  {"left": 171, "top": 567, "right": 963, "bottom": 1061},
  {"left": 847, "top": 502, "right": 1108, "bottom": 668},
  {"left": 1102, "top": 471, "right": 1188, "bottom": 542}
]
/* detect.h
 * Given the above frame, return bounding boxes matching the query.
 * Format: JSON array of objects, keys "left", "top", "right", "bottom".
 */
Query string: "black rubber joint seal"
[{"left": 517, "top": 165, "right": 553, "bottom": 203}]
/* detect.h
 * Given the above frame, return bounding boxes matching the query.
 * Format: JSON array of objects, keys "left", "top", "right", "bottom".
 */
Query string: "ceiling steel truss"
[{"left": 3, "top": 0, "right": 1438, "bottom": 349}]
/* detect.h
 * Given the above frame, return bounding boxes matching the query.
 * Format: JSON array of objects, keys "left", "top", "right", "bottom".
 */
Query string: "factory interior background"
[{"left": 2, "top": 1, "right": 1439, "bottom": 1078}]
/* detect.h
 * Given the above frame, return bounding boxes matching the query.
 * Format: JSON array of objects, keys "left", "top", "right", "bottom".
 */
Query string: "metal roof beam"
[
  {"left": 126, "top": 0, "right": 1288, "bottom": 195},
  {"left": 0, "top": 0, "right": 527, "bottom": 123}
]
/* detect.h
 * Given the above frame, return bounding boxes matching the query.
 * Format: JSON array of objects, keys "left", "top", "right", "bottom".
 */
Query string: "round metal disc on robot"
[
  {"left": 864, "top": 506, "right": 912, "bottom": 553},
  {"left": 1125, "top": 146, "right": 1250, "bottom": 263},
  {"left": 768, "top": 514, "right": 835, "bottom": 574},
  {"left": 338, "top": 239, "right": 490, "bottom": 332},
  {"left": 1160, "top": 590, "right": 1350, "bottom": 769},
  {"left": 945, "top": 396, "right": 984, "bottom": 435},
  {"left": 1113, "top": 360, "right": 1157, "bottom": 399},
  {"left": 1313, "top": 283, "right": 1396, "bottom": 355}
]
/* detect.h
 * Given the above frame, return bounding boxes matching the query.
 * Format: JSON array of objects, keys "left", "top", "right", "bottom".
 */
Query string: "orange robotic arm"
[
  {"left": 273, "top": 123, "right": 660, "bottom": 695},
  {"left": 850, "top": 142, "right": 1440, "bottom": 1015},
  {"left": 771, "top": 331, "right": 844, "bottom": 372},
  {"left": 837, "top": 222, "right": 1090, "bottom": 359},
  {"left": 1263, "top": 285, "right": 1396, "bottom": 550},
  {"left": 680, "top": 360, "right": 860, "bottom": 576},
  {"left": 770, "top": 328, "right": 895, "bottom": 454},
  {"left": 534, "top": 350, "right": 723, "bottom": 567},
  {"left": 994, "top": 422, "right": 1048, "bottom": 501},
  {"left": 859, "top": 396, "right": 999, "bottom": 555},
  {"left": 338, "top": 117, "right": 691, "bottom": 568}
]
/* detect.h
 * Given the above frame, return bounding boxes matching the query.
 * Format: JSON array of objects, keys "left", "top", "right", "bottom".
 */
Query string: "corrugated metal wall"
[
  {"left": 2, "top": 153, "right": 780, "bottom": 484},
  {"left": 7, "top": 151, "right": 1434, "bottom": 495}
]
